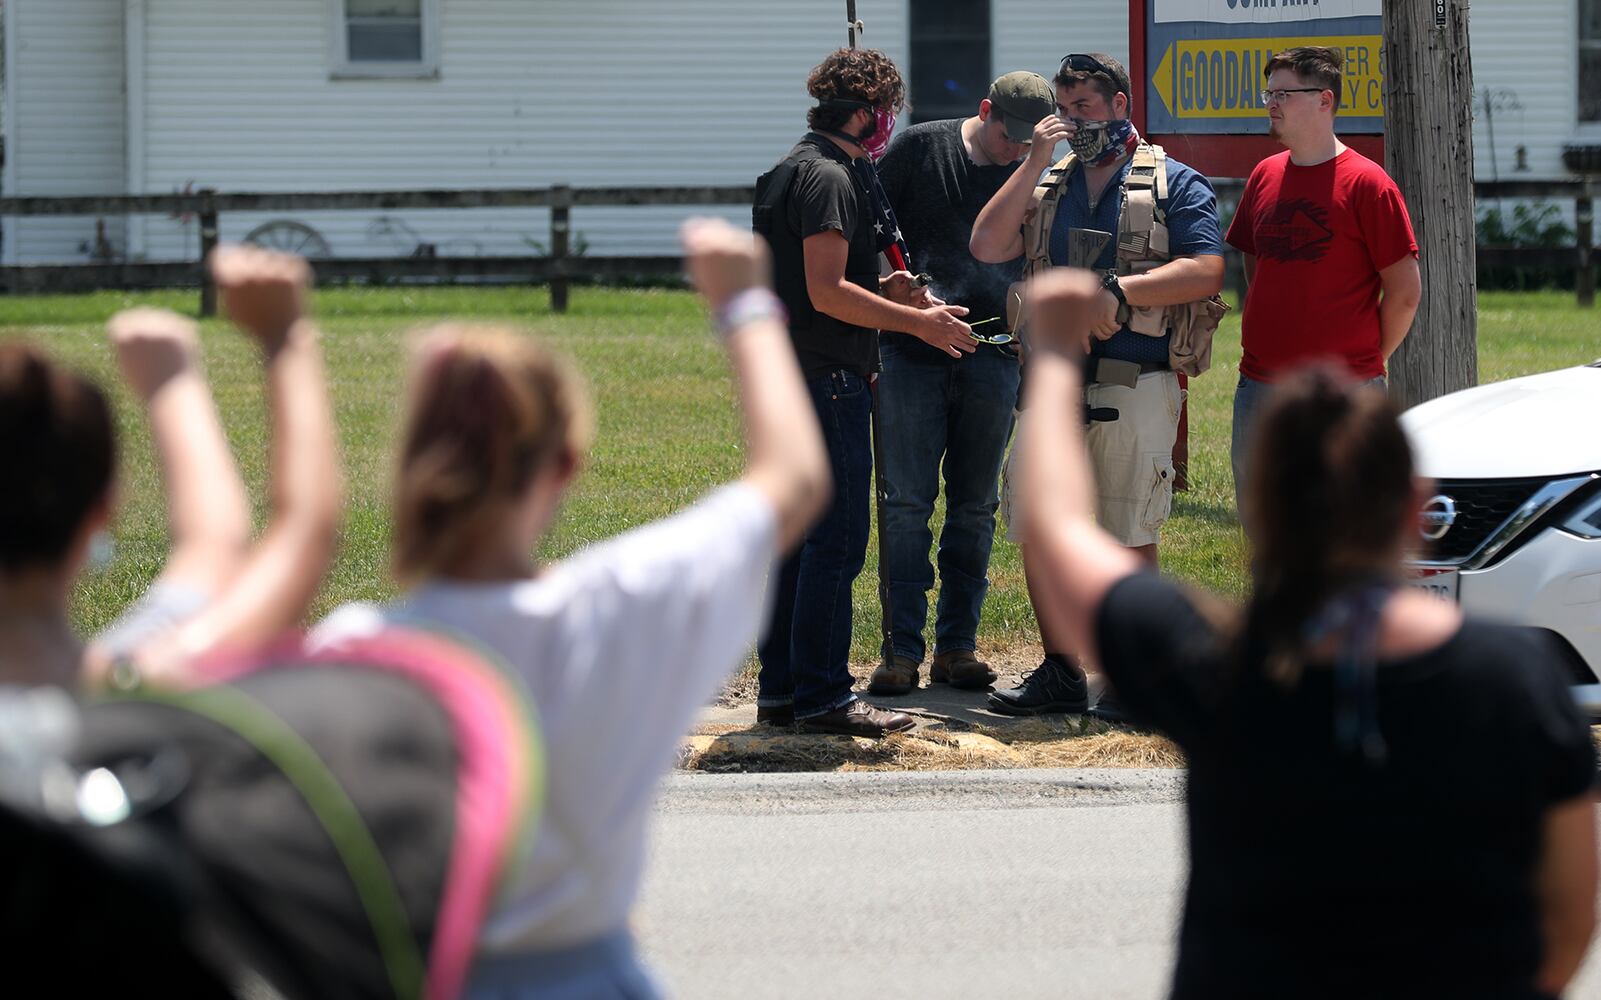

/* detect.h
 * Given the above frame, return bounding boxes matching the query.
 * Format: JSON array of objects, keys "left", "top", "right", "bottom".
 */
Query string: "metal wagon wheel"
[{"left": 242, "top": 220, "right": 333, "bottom": 258}]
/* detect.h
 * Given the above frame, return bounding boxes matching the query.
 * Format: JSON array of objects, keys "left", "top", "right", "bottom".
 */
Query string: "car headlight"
[{"left": 1561, "top": 486, "right": 1601, "bottom": 539}]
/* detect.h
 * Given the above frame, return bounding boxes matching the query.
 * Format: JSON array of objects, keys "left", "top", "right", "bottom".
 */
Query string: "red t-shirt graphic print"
[{"left": 1226, "top": 149, "right": 1417, "bottom": 382}]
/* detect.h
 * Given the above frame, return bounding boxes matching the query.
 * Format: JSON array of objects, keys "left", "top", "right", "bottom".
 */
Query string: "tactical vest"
[{"left": 1012, "top": 142, "right": 1228, "bottom": 377}]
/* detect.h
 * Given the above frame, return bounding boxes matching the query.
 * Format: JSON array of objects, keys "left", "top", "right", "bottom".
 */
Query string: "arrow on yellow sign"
[{"left": 1150, "top": 34, "right": 1384, "bottom": 120}]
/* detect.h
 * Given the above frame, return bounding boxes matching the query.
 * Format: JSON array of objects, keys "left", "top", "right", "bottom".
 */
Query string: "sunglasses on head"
[{"left": 1060, "top": 53, "right": 1117, "bottom": 81}]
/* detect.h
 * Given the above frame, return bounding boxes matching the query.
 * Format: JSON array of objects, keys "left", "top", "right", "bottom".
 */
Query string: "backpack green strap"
[{"left": 138, "top": 685, "right": 426, "bottom": 1000}]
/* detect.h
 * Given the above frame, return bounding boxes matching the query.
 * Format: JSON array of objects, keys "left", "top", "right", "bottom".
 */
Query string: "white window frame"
[{"left": 330, "top": 0, "right": 440, "bottom": 80}]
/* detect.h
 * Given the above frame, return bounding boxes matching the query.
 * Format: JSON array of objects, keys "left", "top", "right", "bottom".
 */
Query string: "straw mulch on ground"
[{"left": 680, "top": 716, "right": 1183, "bottom": 774}]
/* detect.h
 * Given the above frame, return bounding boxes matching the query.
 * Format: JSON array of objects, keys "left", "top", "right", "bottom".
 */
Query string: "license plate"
[{"left": 1409, "top": 570, "right": 1459, "bottom": 602}]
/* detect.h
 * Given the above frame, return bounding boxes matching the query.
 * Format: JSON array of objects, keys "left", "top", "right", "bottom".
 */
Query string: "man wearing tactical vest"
[
  {"left": 971, "top": 53, "right": 1226, "bottom": 717},
  {"left": 751, "top": 48, "right": 976, "bottom": 738}
]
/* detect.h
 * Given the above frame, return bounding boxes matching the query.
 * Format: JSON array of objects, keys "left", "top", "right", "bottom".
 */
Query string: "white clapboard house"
[{"left": 0, "top": 0, "right": 1594, "bottom": 265}]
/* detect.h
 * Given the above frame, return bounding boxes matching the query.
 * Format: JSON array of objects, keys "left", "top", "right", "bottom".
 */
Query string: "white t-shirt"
[{"left": 312, "top": 483, "right": 777, "bottom": 953}]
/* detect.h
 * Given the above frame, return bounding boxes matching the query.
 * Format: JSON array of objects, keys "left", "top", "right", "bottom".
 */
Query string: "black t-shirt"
[
  {"left": 1095, "top": 572, "right": 1596, "bottom": 1000},
  {"left": 757, "top": 134, "right": 881, "bottom": 380},
  {"left": 876, "top": 118, "right": 1025, "bottom": 364}
]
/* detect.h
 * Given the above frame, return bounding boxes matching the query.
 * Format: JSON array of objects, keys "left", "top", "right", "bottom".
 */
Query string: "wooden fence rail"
[{"left": 0, "top": 178, "right": 1592, "bottom": 314}]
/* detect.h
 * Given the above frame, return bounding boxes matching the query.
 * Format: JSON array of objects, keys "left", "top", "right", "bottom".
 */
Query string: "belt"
[{"left": 1087, "top": 358, "right": 1169, "bottom": 388}]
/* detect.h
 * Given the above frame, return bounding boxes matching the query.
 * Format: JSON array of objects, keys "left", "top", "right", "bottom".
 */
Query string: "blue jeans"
[
  {"left": 757, "top": 369, "right": 873, "bottom": 719},
  {"left": 876, "top": 342, "right": 1020, "bottom": 664},
  {"left": 1232, "top": 372, "right": 1387, "bottom": 518},
  {"left": 468, "top": 930, "right": 661, "bottom": 998}
]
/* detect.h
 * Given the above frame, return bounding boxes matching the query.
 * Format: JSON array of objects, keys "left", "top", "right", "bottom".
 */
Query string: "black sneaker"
[{"left": 987, "top": 656, "right": 1089, "bottom": 716}]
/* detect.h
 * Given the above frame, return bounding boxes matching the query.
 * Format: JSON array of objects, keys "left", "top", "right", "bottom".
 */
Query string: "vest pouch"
[
  {"left": 1168, "top": 293, "right": 1230, "bottom": 377},
  {"left": 1148, "top": 220, "right": 1170, "bottom": 258},
  {"left": 1127, "top": 304, "right": 1165, "bottom": 337},
  {"left": 1121, "top": 260, "right": 1168, "bottom": 338}
]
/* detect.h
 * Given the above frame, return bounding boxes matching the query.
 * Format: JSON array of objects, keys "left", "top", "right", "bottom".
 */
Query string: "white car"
[{"left": 1401, "top": 362, "right": 1601, "bottom": 716}]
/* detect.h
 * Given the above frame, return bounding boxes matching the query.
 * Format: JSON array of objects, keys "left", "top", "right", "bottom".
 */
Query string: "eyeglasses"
[
  {"left": 968, "top": 317, "right": 1015, "bottom": 345},
  {"left": 1260, "top": 87, "right": 1326, "bottom": 105}
]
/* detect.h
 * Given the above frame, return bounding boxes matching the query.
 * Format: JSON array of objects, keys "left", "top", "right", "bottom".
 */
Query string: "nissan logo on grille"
[{"left": 1420, "top": 495, "right": 1457, "bottom": 541}]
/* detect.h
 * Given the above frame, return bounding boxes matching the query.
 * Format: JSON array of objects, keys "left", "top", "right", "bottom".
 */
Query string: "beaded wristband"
[{"left": 712, "top": 288, "right": 787, "bottom": 340}]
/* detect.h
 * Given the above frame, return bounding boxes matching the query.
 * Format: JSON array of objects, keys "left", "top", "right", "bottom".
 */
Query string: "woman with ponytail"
[
  {"left": 315, "top": 218, "right": 830, "bottom": 997},
  {"left": 1014, "top": 268, "right": 1597, "bottom": 999}
]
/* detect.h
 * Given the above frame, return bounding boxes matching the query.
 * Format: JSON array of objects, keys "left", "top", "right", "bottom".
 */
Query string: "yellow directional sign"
[{"left": 1150, "top": 34, "right": 1384, "bottom": 120}]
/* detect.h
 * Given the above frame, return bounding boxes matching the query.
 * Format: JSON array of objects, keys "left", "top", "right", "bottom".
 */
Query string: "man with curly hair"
[{"left": 752, "top": 48, "right": 974, "bottom": 737}]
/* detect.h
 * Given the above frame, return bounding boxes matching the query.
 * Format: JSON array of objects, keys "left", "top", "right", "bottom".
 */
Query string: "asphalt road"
[{"left": 636, "top": 770, "right": 1601, "bottom": 1000}]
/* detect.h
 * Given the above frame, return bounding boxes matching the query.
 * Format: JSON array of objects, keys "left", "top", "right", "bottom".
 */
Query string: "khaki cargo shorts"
[{"left": 1001, "top": 369, "right": 1183, "bottom": 548}]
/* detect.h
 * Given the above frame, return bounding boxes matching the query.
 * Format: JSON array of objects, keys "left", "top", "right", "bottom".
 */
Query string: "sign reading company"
[
  {"left": 1146, "top": 0, "right": 1385, "bottom": 134},
  {"left": 1154, "top": 0, "right": 1382, "bottom": 23}
]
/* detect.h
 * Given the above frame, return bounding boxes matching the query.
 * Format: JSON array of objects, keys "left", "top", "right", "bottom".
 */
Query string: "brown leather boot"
[
  {"left": 755, "top": 703, "right": 795, "bottom": 727},
  {"left": 867, "top": 654, "right": 920, "bottom": 696},
  {"left": 930, "top": 649, "right": 998, "bottom": 690},
  {"left": 798, "top": 699, "right": 916, "bottom": 737}
]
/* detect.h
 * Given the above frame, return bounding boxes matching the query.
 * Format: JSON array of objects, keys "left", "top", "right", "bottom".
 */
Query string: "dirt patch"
[
  {"left": 700, "top": 645, "right": 1183, "bottom": 773},
  {"left": 680, "top": 716, "right": 1182, "bottom": 774}
]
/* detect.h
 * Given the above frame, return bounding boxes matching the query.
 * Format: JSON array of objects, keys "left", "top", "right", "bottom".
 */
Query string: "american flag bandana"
[{"left": 851, "top": 157, "right": 911, "bottom": 273}]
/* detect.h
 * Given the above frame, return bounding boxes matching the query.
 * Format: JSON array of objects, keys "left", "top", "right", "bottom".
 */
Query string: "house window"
[
  {"left": 908, "top": 1, "right": 992, "bottom": 125},
  {"left": 1583, "top": 0, "right": 1601, "bottom": 122},
  {"left": 333, "top": 0, "right": 438, "bottom": 78}
]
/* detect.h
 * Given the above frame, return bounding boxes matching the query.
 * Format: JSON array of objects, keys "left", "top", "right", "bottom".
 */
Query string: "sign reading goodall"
[{"left": 1146, "top": 0, "right": 1384, "bottom": 135}]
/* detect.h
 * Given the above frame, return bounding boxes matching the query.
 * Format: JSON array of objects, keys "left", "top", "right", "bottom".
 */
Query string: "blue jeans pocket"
[{"left": 831, "top": 370, "right": 868, "bottom": 398}]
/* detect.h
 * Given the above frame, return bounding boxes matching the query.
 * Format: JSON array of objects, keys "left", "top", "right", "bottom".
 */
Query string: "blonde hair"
[{"left": 392, "top": 325, "right": 593, "bottom": 583}]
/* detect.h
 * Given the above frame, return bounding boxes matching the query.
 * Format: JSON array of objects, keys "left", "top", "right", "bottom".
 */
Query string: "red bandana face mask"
[{"left": 863, "top": 107, "right": 896, "bottom": 160}]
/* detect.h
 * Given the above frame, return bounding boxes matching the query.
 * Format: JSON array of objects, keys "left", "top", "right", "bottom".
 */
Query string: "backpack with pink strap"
[{"left": 0, "top": 628, "right": 542, "bottom": 1000}]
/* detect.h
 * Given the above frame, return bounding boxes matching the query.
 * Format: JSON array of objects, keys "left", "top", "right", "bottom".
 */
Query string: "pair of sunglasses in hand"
[{"left": 968, "top": 316, "right": 1015, "bottom": 345}]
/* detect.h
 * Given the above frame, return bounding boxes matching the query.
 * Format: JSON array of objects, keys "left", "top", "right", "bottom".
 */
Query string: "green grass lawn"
[{"left": 4, "top": 286, "right": 1595, "bottom": 664}]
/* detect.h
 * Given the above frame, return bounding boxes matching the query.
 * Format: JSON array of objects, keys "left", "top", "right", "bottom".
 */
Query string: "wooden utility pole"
[{"left": 1383, "top": 0, "right": 1477, "bottom": 407}]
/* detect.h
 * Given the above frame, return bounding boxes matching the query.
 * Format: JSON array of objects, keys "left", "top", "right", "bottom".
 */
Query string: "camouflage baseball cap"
[{"left": 987, "top": 71, "right": 1056, "bottom": 143}]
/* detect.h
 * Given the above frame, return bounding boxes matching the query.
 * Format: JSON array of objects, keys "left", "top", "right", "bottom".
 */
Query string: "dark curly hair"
[
  {"left": 0, "top": 341, "right": 115, "bottom": 571},
  {"left": 805, "top": 48, "right": 905, "bottom": 131}
]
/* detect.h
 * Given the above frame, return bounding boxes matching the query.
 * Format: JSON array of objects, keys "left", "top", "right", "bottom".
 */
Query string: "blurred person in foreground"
[
  {"left": 1014, "top": 267, "right": 1597, "bottom": 1000},
  {"left": 0, "top": 246, "right": 342, "bottom": 690},
  {"left": 312, "top": 217, "right": 830, "bottom": 997}
]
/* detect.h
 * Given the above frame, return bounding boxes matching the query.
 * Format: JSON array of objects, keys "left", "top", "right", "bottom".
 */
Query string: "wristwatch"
[{"left": 1100, "top": 271, "right": 1128, "bottom": 310}]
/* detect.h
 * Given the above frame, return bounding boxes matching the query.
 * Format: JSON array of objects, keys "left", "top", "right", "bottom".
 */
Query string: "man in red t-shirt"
[{"left": 1225, "top": 46, "right": 1421, "bottom": 519}]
